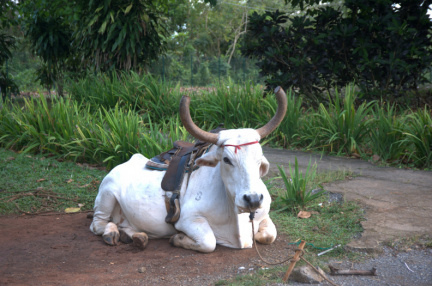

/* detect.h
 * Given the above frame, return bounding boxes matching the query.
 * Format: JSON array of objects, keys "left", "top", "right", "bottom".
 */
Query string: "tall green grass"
[
  {"left": 300, "top": 86, "right": 375, "bottom": 155},
  {"left": 276, "top": 91, "right": 304, "bottom": 147},
  {"left": 369, "top": 103, "right": 407, "bottom": 163},
  {"left": 0, "top": 94, "right": 189, "bottom": 169},
  {"left": 2, "top": 73, "right": 432, "bottom": 169},
  {"left": 67, "top": 71, "right": 181, "bottom": 122},
  {"left": 401, "top": 107, "right": 432, "bottom": 168},
  {"left": 189, "top": 81, "right": 273, "bottom": 129},
  {"left": 67, "top": 72, "right": 135, "bottom": 109},
  {"left": 0, "top": 95, "right": 84, "bottom": 154}
]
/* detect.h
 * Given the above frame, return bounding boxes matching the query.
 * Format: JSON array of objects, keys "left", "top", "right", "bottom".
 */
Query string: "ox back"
[{"left": 145, "top": 126, "right": 225, "bottom": 224}]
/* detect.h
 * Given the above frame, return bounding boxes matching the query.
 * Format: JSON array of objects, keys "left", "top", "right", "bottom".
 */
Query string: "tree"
[
  {"left": 19, "top": 0, "right": 177, "bottom": 79},
  {"left": 19, "top": 0, "right": 78, "bottom": 95},
  {"left": 242, "top": 0, "right": 432, "bottom": 103},
  {"left": 0, "top": 0, "right": 19, "bottom": 101},
  {"left": 0, "top": 32, "right": 16, "bottom": 70},
  {"left": 167, "top": 0, "right": 256, "bottom": 59},
  {"left": 74, "top": 0, "right": 169, "bottom": 72}
]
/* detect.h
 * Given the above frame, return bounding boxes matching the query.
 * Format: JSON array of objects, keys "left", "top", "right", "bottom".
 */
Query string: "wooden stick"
[
  {"left": 329, "top": 265, "right": 377, "bottom": 276},
  {"left": 301, "top": 257, "right": 339, "bottom": 286},
  {"left": 283, "top": 240, "right": 306, "bottom": 282}
]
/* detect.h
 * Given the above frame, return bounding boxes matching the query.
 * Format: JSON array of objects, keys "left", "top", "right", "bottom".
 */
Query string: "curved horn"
[
  {"left": 256, "top": 86, "right": 288, "bottom": 139},
  {"left": 179, "top": 96, "right": 219, "bottom": 144}
]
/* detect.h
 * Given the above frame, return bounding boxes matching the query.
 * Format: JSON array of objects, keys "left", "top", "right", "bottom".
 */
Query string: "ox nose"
[{"left": 243, "top": 194, "right": 264, "bottom": 210}]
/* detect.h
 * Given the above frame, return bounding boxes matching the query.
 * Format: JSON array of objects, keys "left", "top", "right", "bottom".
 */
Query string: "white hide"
[{"left": 90, "top": 128, "right": 277, "bottom": 252}]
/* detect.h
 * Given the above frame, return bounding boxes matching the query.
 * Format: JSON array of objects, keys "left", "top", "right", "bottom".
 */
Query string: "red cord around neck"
[{"left": 223, "top": 141, "right": 260, "bottom": 154}]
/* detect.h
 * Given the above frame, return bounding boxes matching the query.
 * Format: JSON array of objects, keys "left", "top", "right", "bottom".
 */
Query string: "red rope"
[{"left": 223, "top": 141, "right": 260, "bottom": 153}]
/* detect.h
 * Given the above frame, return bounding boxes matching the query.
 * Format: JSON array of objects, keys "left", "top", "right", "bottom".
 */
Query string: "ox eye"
[{"left": 223, "top": 157, "right": 233, "bottom": 166}]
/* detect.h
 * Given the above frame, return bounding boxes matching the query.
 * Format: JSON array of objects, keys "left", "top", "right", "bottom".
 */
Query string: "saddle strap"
[{"left": 161, "top": 145, "right": 196, "bottom": 193}]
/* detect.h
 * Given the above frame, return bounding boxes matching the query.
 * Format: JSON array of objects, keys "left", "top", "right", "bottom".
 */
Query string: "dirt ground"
[
  {"left": 0, "top": 213, "right": 296, "bottom": 286},
  {"left": 1, "top": 148, "right": 431, "bottom": 286}
]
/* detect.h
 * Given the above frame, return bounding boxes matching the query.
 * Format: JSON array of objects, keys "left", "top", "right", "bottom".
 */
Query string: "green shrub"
[
  {"left": 0, "top": 94, "right": 82, "bottom": 154},
  {"left": 0, "top": 94, "right": 189, "bottom": 169},
  {"left": 242, "top": 2, "right": 432, "bottom": 103},
  {"left": 67, "top": 71, "right": 181, "bottom": 122},
  {"left": 369, "top": 103, "right": 407, "bottom": 163},
  {"left": 276, "top": 91, "right": 304, "bottom": 147},
  {"left": 275, "top": 157, "right": 324, "bottom": 211},
  {"left": 300, "top": 86, "right": 374, "bottom": 155},
  {"left": 401, "top": 107, "right": 432, "bottom": 168}
]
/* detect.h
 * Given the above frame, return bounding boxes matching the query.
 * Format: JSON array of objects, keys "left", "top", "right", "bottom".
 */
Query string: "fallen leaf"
[
  {"left": 351, "top": 153, "right": 361, "bottom": 158},
  {"left": 297, "top": 210, "right": 311, "bottom": 219},
  {"left": 36, "top": 178, "right": 46, "bottom": 182},
  {"left": 6, "top": 157, "right": 15, "bottom": 161},
  {"left": 65, "top": 207, "right": 81, "bottom": 213},
  {"left": 372, "top": 154, "right": 381, "bottom": 162},
  {"left": 79, "top": 184, "right": 90, "bottom": 188},
  {"left": 66, "top": 179, "right": 73, "bottom": 183}
]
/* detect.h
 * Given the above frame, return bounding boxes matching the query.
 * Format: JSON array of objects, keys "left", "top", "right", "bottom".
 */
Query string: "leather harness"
[{"left": 145, "top": 127, "right": 224, "bottom": 224}]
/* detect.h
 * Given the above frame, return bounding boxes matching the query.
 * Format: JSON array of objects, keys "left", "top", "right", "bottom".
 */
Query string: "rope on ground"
[
  {"left": 251, "top": 215, "right": 294, "bottom": 265},
  {"left": 250, "top": 215, "right": 339, "bottom": 286}
]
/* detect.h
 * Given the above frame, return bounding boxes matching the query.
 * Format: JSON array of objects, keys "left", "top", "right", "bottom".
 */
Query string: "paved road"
[
  {"left": 263, "top": 147, "right": 432, "bottom": 252},
  {"left": 263, "top": 147, "right": 432, "bottom": 285}
]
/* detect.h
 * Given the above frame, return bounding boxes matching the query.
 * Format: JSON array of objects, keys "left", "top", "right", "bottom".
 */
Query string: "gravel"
[{"left": 289, "top": 247, "right": 432, "bottom": 286}]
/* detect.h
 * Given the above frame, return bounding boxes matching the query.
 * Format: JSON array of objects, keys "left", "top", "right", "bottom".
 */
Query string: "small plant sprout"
[{"left": 276, "top": 157, "right": 325, "bottom": 212}]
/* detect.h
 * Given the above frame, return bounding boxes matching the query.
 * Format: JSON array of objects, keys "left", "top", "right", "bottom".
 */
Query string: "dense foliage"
[
  {"left": 19, "top": 0, "right": 170, "bottom": 75},
  {"left": 74, "top": 0, "right": 169, "bottom": 72},
  {"left": 242, "top": 0, "right": 432, "bottom": 103},
  {"left": 0, "top": 1, "right": 18, "bottom": 100},
  {"left": 13, "top": 0, "right": 261, "bottom": 88},
  {"left": 1, "top": 74, "right": 431, "bottom": 168}
]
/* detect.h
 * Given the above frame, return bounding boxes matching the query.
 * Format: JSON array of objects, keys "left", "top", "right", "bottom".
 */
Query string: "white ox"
[{"left": 90, "top": 87, "right": 287, "bottom": 252}]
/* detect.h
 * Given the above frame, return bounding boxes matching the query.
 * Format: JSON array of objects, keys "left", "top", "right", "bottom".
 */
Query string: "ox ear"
[
  {"left": 195, "top": 150, "right": 220, "bottom": 168},
  {"left": 260, "top": 156, "right": 270, "bottom": 177}
]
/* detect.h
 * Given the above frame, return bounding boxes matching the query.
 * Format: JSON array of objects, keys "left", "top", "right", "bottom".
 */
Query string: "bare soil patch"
[{"left": 0, "top": 213, "right": 293, "bottom": 286}]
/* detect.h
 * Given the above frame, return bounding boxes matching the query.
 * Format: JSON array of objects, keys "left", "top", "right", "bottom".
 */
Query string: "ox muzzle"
[{"left": 243, "top": 193, "right": 264, "bottom": 210}]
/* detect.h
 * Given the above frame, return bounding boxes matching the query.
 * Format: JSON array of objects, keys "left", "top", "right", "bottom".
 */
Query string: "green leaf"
[
  {"left": 124, "top": 4, "right": 133, "bottom": 15},
  {"left": 99, "top": 21, "right": 108, "bottom": 34}
]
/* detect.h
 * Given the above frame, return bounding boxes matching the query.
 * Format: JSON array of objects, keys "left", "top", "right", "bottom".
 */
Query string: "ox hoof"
[
  {"left": 132, "top": 233, "right": 148, "bottom": 250},
  {"left": 102, "top": 231, "right": 120, "bottom": 246},
  {"left": 119, "top": 229, "right": 133, "bottom": 244},
  {"left": 255, "top": 233, "right": 276, "bottom": 245},
  {"left": 169, "top": 233, "right": 185, "bottom": 246}
]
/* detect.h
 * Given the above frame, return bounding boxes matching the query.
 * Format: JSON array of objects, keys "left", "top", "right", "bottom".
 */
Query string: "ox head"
[{"left": 179, "top": 87, "right": 287, "bottom": 214}]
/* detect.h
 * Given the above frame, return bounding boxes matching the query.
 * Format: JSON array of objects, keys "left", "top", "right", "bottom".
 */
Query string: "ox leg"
[
  {"left": 170, "top": 219, "right": 216, "bottom": 253},
  {"left": 255, "top": 216, "right": 277, "bottom": 245},
  {"left": 90, "top": 186, "right": 118, "bottom": 236},
  {"left": 117, "top": 227, "right": 149, "bottom": 250},
  {"left": 102, "top": 222, "right": 120, "bottom": 246},
  {"left": 118, "top": 228, "right": 133, "bottom": 244},
  {"left": 132, "top": 233, "right": 149, "bottom": 250}
]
